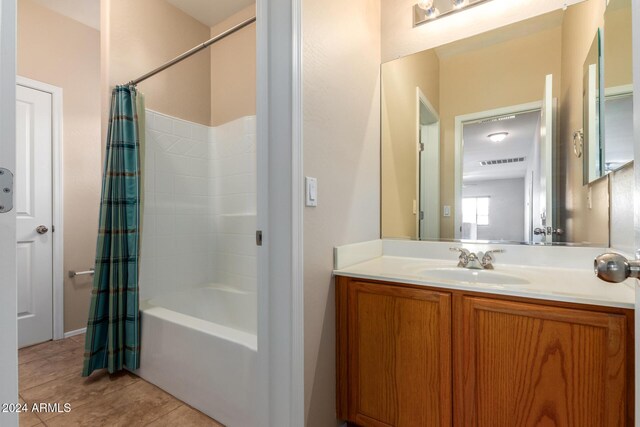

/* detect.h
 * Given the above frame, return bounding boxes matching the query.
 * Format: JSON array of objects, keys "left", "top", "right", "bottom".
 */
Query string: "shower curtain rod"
[{"left": 127, "top": 16, "right": 256, "bottom": 86}]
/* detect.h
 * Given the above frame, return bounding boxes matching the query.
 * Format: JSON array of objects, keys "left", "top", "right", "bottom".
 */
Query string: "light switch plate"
[
  {"left": 443, "top": 205, "right": 451, "bottom": 217},
  {"left": 306, "top": 176, "right": 317, "bottom": 207}
]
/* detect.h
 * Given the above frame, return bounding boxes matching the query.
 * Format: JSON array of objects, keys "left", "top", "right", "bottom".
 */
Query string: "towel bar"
[{"left": 68, "top": 268, "right": 95, "bottom": 278}]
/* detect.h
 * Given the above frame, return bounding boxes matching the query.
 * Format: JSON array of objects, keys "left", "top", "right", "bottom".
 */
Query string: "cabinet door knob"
[{"left": 36, "top": 225, "right": 49, "bottom": 235}]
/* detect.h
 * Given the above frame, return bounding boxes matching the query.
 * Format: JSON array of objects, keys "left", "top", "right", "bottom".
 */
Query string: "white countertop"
[{"left": 334, "top": 255, "right": 636, "bottom": 309}]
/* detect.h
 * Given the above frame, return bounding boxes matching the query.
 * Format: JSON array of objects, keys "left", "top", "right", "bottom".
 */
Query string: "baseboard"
[{"left": 63, "top": 327, "right": 86, "bottom": 339}]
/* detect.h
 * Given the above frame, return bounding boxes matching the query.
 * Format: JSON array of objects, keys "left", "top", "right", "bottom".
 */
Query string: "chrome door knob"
[
  {"left": 594, "top": 253, "right": 640, "bottom": 283},
  {"left": 36, "top": 225, "right": 49, "bottom": 235}
]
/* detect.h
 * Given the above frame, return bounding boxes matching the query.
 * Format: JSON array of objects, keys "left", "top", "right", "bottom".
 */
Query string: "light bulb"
[
  {"left": 417, "top": 0, "right": 434, "bottom": 10},
  {"left": 452, "top": 0, "right": 468, "bottom": 9},
  {"left": 425, "top": 6, "right": 440, "bottom": 19}
]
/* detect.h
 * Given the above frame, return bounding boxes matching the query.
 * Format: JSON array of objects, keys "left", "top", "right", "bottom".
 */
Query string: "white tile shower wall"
[
  {"left": 211, "top": 116, "right": 257, "bottom": 292},
  {"left": 139, "top": 110, "right": 257, "bottom": 300}
]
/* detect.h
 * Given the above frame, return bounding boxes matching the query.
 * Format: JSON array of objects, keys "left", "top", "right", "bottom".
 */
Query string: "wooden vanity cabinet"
[
  {"left": 336, "top": 276, "right": 634, "bottom": 427},
  {"left": 458, "top": 296, "right": 628, "bottom": 427},
  {"left": 337, "top": 280, "right": 452, "bottom": 426}
]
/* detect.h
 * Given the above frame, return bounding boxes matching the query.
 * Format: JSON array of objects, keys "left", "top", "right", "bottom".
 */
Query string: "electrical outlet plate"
[{"left": 0, "top": 168, "right": 13, "bottom": 213}]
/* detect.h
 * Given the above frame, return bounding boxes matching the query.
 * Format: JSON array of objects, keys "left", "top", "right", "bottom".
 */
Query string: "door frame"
[
  {"left": 453, "top": 100, "right": 543, "bottom": 239},
  {"left": 631, "top": 0, "right": 640, "bottom": 417},
  {"left": 256, "top": 0, "right": 305, "bottom": 425},
  {"left": 16, "top": 76, "right": 65, "bottom": 341},
  {"left": 0, "top": 0, "right": 18, "bottom": 424},
  {"left": 416, "top": 87, "right": 440, "bottom": 240}
]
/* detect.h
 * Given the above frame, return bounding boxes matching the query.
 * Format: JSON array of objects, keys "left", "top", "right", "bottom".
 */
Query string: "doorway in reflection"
[{"left": 460, "top": 109, "right": 545, "bottom": 243}]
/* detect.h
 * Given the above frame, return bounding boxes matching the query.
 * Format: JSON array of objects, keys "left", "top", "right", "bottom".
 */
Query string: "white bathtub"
[{"left": 138, "top": 286, "right": 257, "bottom": 427}]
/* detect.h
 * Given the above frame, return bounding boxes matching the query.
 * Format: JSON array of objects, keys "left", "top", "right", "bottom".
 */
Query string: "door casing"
[{"left": 0, "top": 1, "right": 19, "bottom": 425}]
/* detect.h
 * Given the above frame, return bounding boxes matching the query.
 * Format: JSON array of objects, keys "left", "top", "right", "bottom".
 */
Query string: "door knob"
[
  {"left": 36, "top": 225, "right": 49, "bottom": 235},
  {"left": 594, "top": 253, "right": 640, "bottom": 283}
]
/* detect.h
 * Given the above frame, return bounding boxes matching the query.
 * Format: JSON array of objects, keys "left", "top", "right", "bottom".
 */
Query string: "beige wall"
[
  {"left": 438, "top": 26, "right": 562, "bottom": 238},
  {"left": 558, "top": 0, "right": 609, "bottom": 244},
  {"left": 104, "top": 0, "right": 211, "bottom": 126},
  {"left": 381, "top": 49, "right": 439, "bottom": 238},
  {"left": 210, "top": 5, "right": 256, "bottom": 126},
  {"left": 603, "top": 3, "right": 632, "bottom": 89},
  {"left": 18, "top": 0, "right": 101, "bottom": 332},
  {"left": 303, "top": 0, "right": 381, "bottom": 425}
]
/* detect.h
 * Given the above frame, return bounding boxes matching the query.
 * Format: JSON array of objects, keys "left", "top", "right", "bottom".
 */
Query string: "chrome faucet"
[{"left": 450, "top": 248, "right": 504, "bottom": 270}]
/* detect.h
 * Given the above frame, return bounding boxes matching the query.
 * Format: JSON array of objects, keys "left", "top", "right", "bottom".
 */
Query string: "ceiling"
[
  {"left": 462, "top": 110, "right": 540, "bottom": 183},
  {"left": 31, "top": 0, "right": 100, "bottom": 30},
  {"left": 29, "top": 0, "right": 254, "bottom": 31},
  {"left": 165, "top": 0, "right": 255, "bottom": 27}
]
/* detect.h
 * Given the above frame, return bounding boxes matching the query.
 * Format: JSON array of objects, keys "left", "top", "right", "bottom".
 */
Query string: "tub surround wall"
[
  {"left": 18, "top": 0, "right": 101, "bottom": 333},
  {"left": 140, "top": 111, "right": 256, "bottom": 301},
  {"left": 212, "top": 117, "right": 258, "bottom": 292}
]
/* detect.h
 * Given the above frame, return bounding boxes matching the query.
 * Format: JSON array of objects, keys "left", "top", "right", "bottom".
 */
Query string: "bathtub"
[{"left": 138, "top": 286, "right": 257, "bottom": 427}]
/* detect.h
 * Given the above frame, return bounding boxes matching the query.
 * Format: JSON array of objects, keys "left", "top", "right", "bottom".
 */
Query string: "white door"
[
  {"left": 16, "top": 84, "right": 53, "bottom": 348},
  {"left": 539, "top": 74, "right": 555, "bottom": 243}
]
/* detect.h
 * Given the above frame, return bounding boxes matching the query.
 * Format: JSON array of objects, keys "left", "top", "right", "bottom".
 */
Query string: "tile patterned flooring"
[{"left": 18, "top": 335, "right": 223, "bottom": 427}]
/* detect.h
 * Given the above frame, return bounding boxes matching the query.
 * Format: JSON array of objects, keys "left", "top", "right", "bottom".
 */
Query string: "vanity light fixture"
[
  {"left": 487, "top": 132, "right": 509, "bottom": 143},
  {"left": 416, "top": 0, "right": 440, "bottom": 19},
  {"left": 414, "top": 0, "right": 492, "bottom": 27}
]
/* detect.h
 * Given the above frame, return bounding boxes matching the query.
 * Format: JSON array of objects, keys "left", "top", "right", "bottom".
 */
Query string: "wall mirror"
[
  {"left": 381, "top": 0, "right": 631, "bottom": 246},
  {"left": 583, "top": 30, "right": 603, "bottom": 184}
]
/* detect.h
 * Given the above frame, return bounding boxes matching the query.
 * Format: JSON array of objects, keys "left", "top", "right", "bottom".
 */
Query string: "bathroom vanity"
[
  {"left": 339, "top": 0, "right": 638, "bottom": 424},
  {"left": 334, "top": 241, "right": 635, "bottom": 426}
]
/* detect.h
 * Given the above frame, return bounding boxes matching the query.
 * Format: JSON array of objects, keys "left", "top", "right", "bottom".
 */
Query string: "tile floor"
[{"left": 18, "top": 335, "right": 223, "bottom": 427}]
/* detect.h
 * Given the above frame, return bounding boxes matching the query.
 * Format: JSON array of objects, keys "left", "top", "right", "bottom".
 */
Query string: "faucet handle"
[
  {"left": 481, "top": 249, "right": 504, "bottom": 269},
  {"left": 450, "top": 247, "right": 470, "bottom": 267}
]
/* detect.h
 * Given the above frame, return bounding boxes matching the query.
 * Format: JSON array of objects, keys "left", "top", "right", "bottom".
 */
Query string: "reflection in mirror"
[
  {"left": 381, "top": 0, "right": 622, "bottom": 246},
  {"left": 583, "top": 30, "right": 603, "bottom": 184},
  {"left": 603, "top": 0, "right": 633, "bottom": 174},
  {"left": 461, "top": 110, "right": 545, "bottom": 243}
]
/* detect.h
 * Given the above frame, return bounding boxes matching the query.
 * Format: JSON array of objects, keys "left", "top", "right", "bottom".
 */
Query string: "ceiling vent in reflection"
[
  {"left": 479, "top": 157, "right": 526, "bottom": 166},
  {"left": 479, "top": 115, "right": 516, "bottom": 124}
]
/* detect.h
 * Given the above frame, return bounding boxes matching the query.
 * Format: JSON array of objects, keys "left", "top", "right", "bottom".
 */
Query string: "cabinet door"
[
  {"left": 458, "top": 297, "right": 627, "bottom": 427},
  {"left": 347, "top": 281, "right": 452, "bottom": 426}
]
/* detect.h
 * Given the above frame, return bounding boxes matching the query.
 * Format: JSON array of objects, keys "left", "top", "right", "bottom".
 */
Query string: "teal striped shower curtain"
[{"left": 83, "top": 85, "right": 144, "bottom": 377}]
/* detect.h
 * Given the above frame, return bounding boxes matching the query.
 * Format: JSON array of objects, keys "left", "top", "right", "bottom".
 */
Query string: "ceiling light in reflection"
[{"left": 487, "top": 132, "right": 509, "bottom": 143}]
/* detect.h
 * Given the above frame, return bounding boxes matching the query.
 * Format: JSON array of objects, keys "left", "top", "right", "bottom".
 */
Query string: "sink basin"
[{"left": 419, "top": 268, "right": 530, "bottom": 285}]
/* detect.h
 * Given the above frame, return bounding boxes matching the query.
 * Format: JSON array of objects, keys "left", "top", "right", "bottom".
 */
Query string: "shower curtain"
[{"left": 83, "top": 85, "right": 145, "bottom": 377}]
